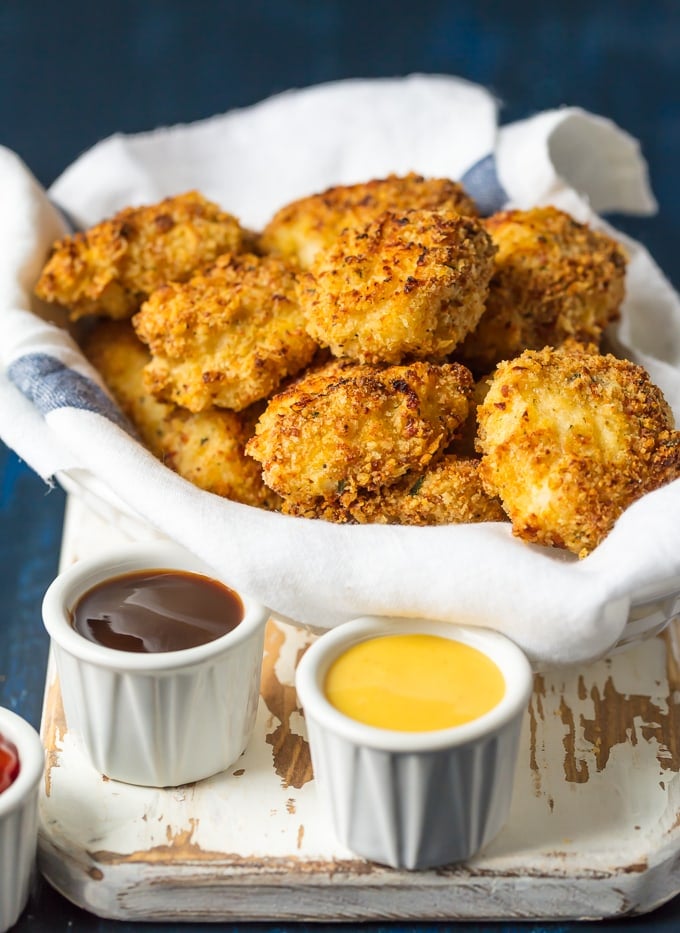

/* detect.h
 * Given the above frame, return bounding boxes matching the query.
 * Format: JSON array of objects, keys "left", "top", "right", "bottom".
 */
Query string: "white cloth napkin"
[{"left": 1, "top": 74, "right": 679, "bottom": 667}]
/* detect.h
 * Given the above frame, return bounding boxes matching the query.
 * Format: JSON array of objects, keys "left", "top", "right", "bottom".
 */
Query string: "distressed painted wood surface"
[{"left": 37, "top": 495, "right": 680, "bottom": 922}]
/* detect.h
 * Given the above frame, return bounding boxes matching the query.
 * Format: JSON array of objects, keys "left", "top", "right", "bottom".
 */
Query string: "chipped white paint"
[
  {"left": 288, "top": 709, "right": 306, "bottom": 738},
  {"left": 272, "top": 623, "right": 310, "bottom": 687},
  {"left": 37, "top": 495, "right": 680, "bottom": 921}
]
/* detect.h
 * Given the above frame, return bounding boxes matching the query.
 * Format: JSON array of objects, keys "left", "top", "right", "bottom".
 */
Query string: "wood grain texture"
[{"left": 35, "top": 495, "right": 680, "bottom": 922}]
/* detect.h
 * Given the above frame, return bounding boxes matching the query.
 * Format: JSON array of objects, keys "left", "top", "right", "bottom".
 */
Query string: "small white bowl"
[
  {"left": 296, "top": 616, "right": 533, "bottom": 870},
  {"left": 0, "top": 707, "right": 44, "bottom": 932},
  {"left": 42, "top": 542, "right": 269, "bottom": 787}
]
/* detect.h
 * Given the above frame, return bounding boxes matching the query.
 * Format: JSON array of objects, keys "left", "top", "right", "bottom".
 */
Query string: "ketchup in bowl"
[{"left": 0, "top": 732, "right": 20, "bottom": 793}]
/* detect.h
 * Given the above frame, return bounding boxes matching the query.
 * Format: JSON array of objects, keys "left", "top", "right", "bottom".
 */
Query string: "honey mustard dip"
[{"left": 324, "top": 633, "right": 506, "bottom": 731}]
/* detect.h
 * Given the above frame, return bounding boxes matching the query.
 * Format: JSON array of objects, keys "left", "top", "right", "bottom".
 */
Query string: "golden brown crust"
[
  {"left": 644, "top": 429, "right": 680, "bottom": 492},
  {"left": 133, "top": 252, "right": 318, "bottom": 412},
  {"left": 348, "top": 455, "right": 507, "bottom": 525},
  {"left": 457, "top": 207, "right": 627, "bottom": 372},
  {"left": 476, "top": 344, "right": 676, "bottom": 556},
  {"left": 281, "top": 455, "right": 506, "bottom": 525},
  {"left": 81, "top": 320, "right": 278, "bottom": 508},
  {"left": 299, "top": 209, "right": 496, "bottom": 364},
  {"left": 80, "top": 320, "right": 172, "bottom": 456},
  {"left": 260, "top": 173, "right": 478, "bottom": 269},
  {"left": 158, "top": 405, "right": 281, "bottom": 509},
  {"left": 35, "top": 191, "right": 245, "bottom": 321},
  {"left": 246, "top": 359, "right": 473, "bottom": 506}
]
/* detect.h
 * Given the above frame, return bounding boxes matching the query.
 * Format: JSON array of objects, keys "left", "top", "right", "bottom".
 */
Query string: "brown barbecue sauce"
[{"left": 70, "top": 569, "right": 244, "bottom": 653}]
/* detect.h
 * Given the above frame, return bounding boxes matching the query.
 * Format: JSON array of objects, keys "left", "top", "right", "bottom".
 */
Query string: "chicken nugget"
[
  {"left": 477, "top": 344, "right": 676, "bottom": 557},
  {"left": 299, "top": 209, "right": 496, "bottom": 364},
  {"left": 81, "top": 320, "right": 171, "bottom": 456},
  {"left": 281, "top": 455, "right": 505, "bottom": 524},
  {"left": 81, "top": 320, "right": 277, "bottom": 508},
  {"left": 246, "top": 359, "right": 473, "bottom": 506},
  {"left": 345, "top": 456, "right": 506, "bottom": 524},
  {"left": 133, "top": 252, "right": 318, "bottom": 412},
  {"left": 261, "top": 173, "right": 478, "bottom": 269},
  {"left": 159, "top": 406, "right": 281, "bottom": 509},
  {"left": 457, "top": 207, "right": 627, "bottom": 372},
  {"left": 35, "top": 191, "right": 245, "bottom": 321}
]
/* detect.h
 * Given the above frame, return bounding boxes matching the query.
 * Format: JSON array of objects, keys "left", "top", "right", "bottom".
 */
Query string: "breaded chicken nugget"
[
  {"left": 246, "top": 359, "right": 473, "bottom": 506},
  {"left": 81, "top": 320, "right": 278, "bottom": 508},
  {"left": 81, "top": 319, "right": 171, "bottom": 456},
  {"left": 133, "top": 252, "right": 318, "bottom": 412},
  {"left": 159, "top": 406, "right": 281, "bottom": 509},
  {"left": 35, "top": 191, "right": 245, "bottom": 321},
  {"left": 476, "top": 344, "right": 676, "bottom": 557},
  {"left": 260, "top": 173, "right": 478, "bottom": 269},
  {"left": 284, "top": 455, "right": 505, "bottom": 524},
  {"left": 457, "top": 207, "right": 627, "bottom": 372},
  {"left": 348, "top": 455, "right": 506, "bottom": 525},
  {"left": 299, "top": 209, "right": 496, "bottom": 364}
]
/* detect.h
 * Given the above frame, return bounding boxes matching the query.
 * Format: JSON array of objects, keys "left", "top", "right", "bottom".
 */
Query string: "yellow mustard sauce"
[{"left": 324, "top": 633, "right": 506, "bottom": 731}]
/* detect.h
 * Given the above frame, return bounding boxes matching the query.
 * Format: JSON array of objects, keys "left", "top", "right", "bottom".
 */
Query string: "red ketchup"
[{"left": 0, "top": 732, "right": 20, "bottom": 793}]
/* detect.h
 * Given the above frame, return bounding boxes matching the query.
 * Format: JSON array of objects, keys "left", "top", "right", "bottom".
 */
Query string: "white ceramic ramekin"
[
  {"left": 296, "top": 616, "right": 533, "bottom": 870},
  {"left": 0, "top": 707, "right": 44, "bottom": 932},
  {"left": 42, "top": 542, "right": 269, "bottom": 787}
]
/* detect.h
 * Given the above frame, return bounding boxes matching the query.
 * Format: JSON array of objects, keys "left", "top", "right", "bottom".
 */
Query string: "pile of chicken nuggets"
[{"left": 35, "top": 175, "right": 680, "bottom": 558}]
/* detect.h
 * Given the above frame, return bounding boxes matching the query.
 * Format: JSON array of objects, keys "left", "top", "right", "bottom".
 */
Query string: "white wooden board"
[{"left": 37, "top": 495, "right": 680, "bottom": 921}]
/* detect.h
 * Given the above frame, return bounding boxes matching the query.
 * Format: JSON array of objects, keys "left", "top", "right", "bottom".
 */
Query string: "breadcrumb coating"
[
  {"left": 81, "top": 320, "right": 171, "bottom": 456},
  {"left": 159, "top": 406, "right": 281, "bottom": 509},
  {"left": 284, "top": 455, "right": 506, "bottom": 524},
  {"left": 133, "top": 252, "right": 318, "bottom": 412},
  {"left": 81, "top": 320, "right": 278, "bottom": 508},
  {"left": 644, "top": 429, "right": 680, "bottom": 493},
  {"left": 246, "top": 359, "right": 473, "bottom": 506},
  {"left": 35, "top": 191, "right": 245, "bottom": 321},
  {"left": 299, "top": 209, "right": 496, "bottom": 364},
  {"left": 457, "top": 207, "right": 627, "bottom": 372},
  {"left": 476, "top": 344, "right": 677, "bottom": 556},
  {"left": 347, "top": 455, "right": 507, "bottom": 525},
  {"left": 260, "top": 173, "right": 478, "bottom": 269}
]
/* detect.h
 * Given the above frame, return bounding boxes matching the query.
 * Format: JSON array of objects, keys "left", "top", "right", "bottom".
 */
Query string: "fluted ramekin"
[
  {"left": 0, "top": 707, "right": 44, "bottom": 932},
  {"left": 42, "top": 542, "right": 268, "bottom": 787},
  {"left": 296, "top": 616, "right": 533, "bottom": 870}
]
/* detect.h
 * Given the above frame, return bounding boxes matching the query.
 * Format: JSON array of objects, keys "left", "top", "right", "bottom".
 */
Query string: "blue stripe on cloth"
[
  {"left": 460, "top": 154, "right": 509, "bottom": 216},
  {"left": 8, "top": 353, "right": 134, "bottom": 434}
]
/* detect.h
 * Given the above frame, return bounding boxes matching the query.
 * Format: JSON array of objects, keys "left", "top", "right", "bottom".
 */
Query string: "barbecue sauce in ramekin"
[{"left": 70, "top": 569, "right": 244, "bottom": 653}]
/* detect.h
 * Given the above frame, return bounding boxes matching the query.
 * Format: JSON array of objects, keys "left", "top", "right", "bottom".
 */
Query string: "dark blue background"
[{"left": 1, "top": 1, "right": 679, "bottom": 930}]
